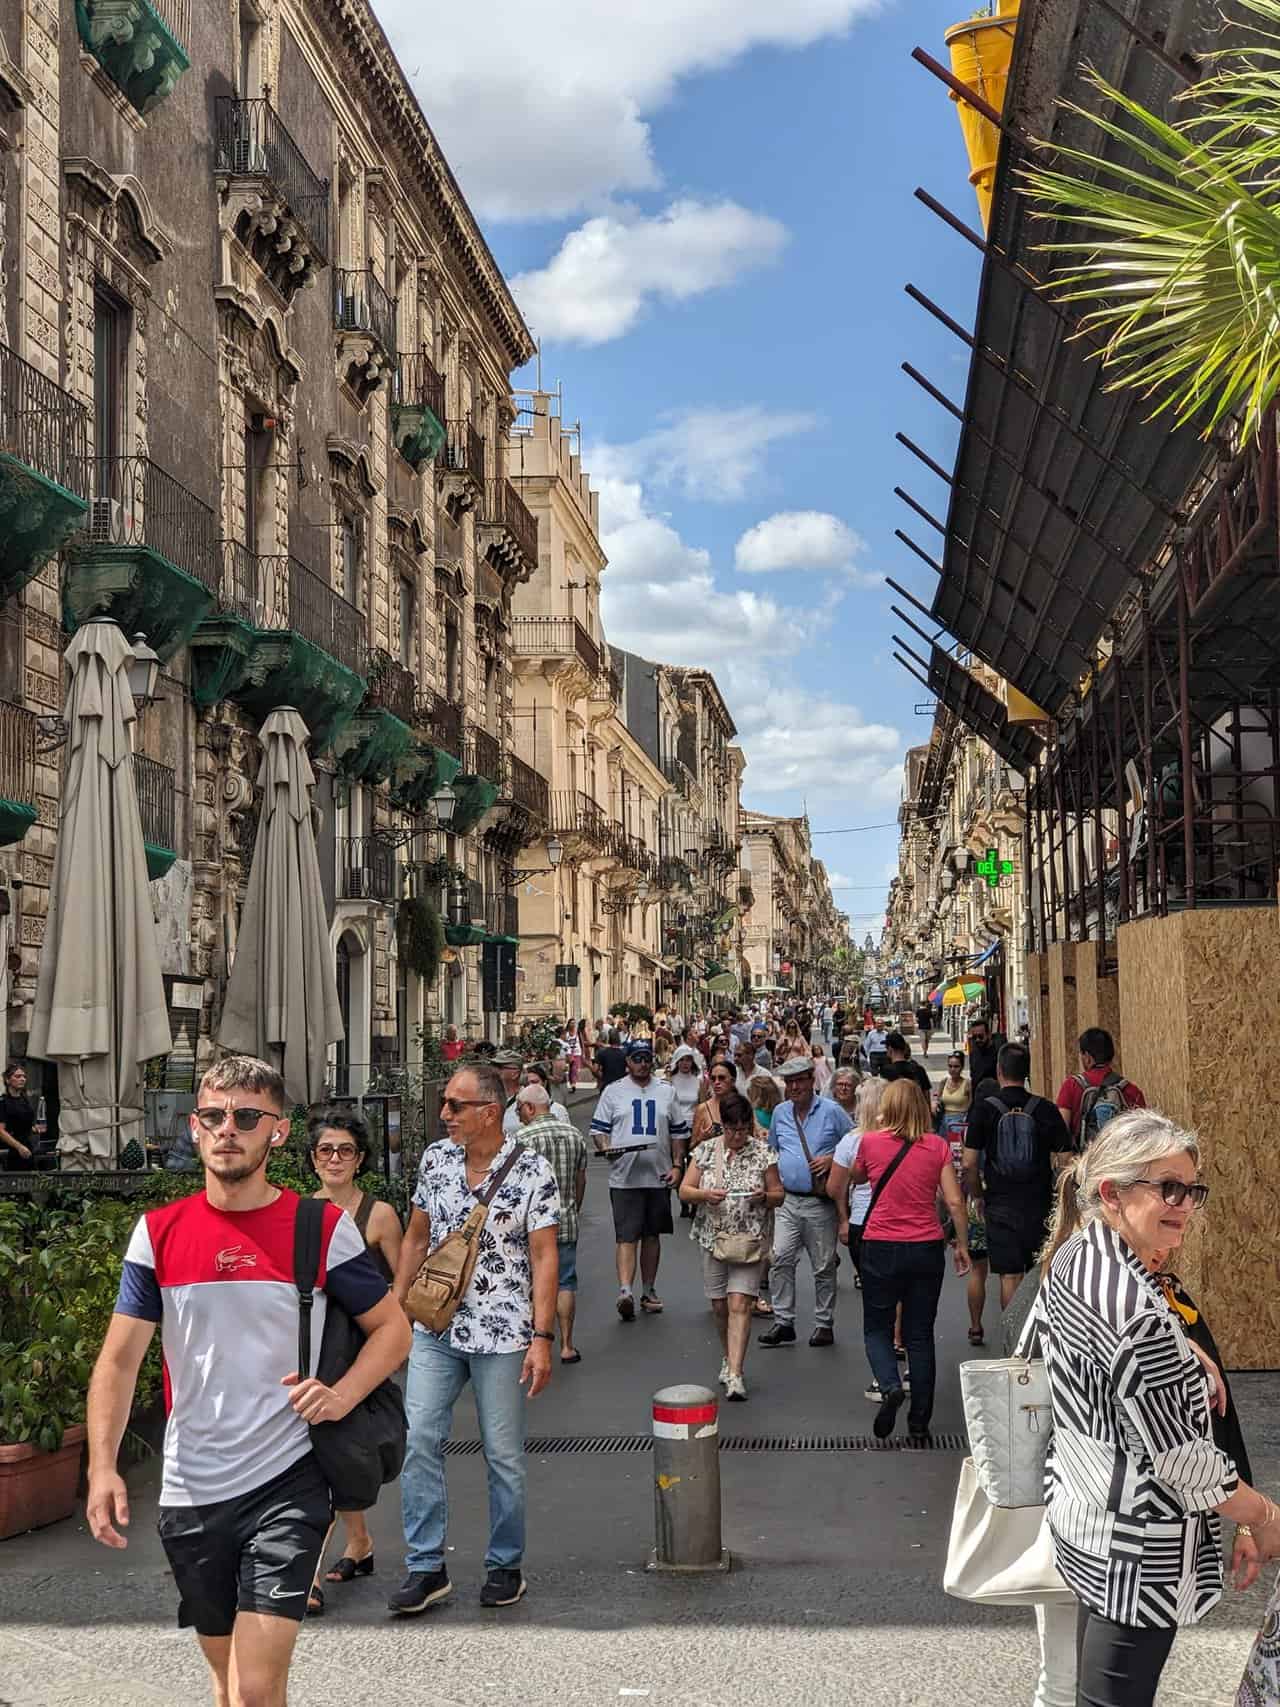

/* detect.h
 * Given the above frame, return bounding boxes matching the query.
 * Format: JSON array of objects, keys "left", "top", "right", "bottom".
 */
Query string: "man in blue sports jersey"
[{"left": 590, "top": 1041, "right": 689, "bottom": 1320}]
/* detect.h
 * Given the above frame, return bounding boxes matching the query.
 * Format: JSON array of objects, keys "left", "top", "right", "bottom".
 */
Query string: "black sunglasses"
[
  {"left": 195, "top": 1107, "right": 278, "bottom": 1132},
  {"left": 1129, "top": 1178, "right": 1210, "bottom": 1209}
]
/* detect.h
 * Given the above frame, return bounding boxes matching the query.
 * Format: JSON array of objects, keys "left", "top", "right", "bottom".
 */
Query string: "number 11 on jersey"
[{"left": 630, "top": 1098, "right": 657, "bottom": 1138}]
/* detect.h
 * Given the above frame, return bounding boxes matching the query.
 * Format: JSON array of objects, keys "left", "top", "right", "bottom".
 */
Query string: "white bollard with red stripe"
[{"left": 647, "top": 1384, "right": 731, "bottom": 1572}]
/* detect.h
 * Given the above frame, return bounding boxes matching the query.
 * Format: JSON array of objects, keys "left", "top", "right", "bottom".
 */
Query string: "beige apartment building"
[
  {"left": 740, "top": 811, "right": 847, "bottom": 998},
  {"left": 0, "top": 0, "right": 549, "bottom": 1101}
]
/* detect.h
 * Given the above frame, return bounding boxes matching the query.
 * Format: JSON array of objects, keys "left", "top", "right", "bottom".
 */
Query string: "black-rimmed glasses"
[{"left": 1129, "top": 1178, "right": 1210, "bottom": 1209}]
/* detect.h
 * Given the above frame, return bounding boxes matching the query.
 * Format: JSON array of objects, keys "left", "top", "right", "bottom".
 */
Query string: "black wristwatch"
[{"left": 531, "top": 1329, "right": 554, "bottom": 1342}]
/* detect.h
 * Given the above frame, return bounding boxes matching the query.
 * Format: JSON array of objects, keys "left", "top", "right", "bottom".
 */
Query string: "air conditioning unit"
[
  {"left": 221, "top": 139, "right": 267, "bottom": 174},
  {"left": 91, "top": 497, "right": 123, "bottom": 541}
]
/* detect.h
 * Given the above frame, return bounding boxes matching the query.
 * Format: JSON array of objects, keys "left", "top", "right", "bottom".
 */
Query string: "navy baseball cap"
[{"left": 625, "top": 1040, "right": 654, "bottom": 1058}]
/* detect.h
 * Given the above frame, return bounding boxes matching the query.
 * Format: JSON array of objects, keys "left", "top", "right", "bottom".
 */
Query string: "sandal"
[
  {"left": 560, "top": 1351, "right": 582, "bottom": 1365},
  {"left": 306, "top": 1586, "right": 326, "bottom": 1617},
  {"left": 968, "top": 1328, "right": 985, "bottom": 1346},
  {"left": 325, "top": 1554, "right": 375, "bottom": 1583}
]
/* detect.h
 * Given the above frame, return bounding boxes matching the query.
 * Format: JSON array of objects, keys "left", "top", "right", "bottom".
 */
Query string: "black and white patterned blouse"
[
  {"left": 412, "top": 1137, "right": 559, "bottom": 1354},
  {"left": 1042, "top": 1219, "right": 1237, "bottom": 1628}
]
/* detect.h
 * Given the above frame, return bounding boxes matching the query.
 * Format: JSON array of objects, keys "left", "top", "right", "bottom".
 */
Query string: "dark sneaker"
[
  {"left": 758, "top": 1323, "right": 797, "bottom": 1347},
  {"left": 387, "top": 1568, "right": 452, "bottom": 1615},
  {"left": 480, "top": 1568, "right": 527, "bottom": 1607},
  {"left": 908, "top": 1427, "right": 932, "bottom": 1447},
  {"left": 617, "top": 1292, "right": 636, "bottom": 1322},
  {"left": 873, "top": 1386, "right": 906, "bottom": 1441},
  {"left": 809, "top": 1326, "right": 835, "bottom": 1347}
]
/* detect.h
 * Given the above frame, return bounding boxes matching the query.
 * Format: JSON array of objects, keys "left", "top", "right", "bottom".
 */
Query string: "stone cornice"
[{"left": 307, "top": 0, "right": 535, "bottom": 371}]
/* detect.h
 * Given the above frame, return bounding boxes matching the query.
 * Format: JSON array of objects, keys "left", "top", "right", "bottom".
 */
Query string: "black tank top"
[{"left": 352, "top": 1191, "right": 395, "bottom": 1284}]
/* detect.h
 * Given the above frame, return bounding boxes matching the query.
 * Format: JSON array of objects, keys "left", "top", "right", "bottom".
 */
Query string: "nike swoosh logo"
[{"left": 268, "top": 1585, "right": 305, "bottom": 1599}]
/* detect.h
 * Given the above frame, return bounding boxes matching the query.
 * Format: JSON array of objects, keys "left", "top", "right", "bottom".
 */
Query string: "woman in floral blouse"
[{"left": 679, "top": 1090, "right": 782, "bottom": 1401}]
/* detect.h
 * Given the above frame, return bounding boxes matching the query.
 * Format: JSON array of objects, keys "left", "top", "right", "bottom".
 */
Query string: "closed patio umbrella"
[
  {"left": 29, "top": 620, "right": 171, "bottom": 1169},
  {"left": 218, "top": 707, "right": 343, "bottom": 1105}
]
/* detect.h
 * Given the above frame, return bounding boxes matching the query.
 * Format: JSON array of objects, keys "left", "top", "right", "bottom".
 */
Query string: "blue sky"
[{"left": 377, "top": 0, "right": 984, "bottom": 938}]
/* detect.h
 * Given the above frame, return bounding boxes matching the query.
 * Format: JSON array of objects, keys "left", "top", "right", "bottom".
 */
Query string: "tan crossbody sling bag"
[{"left": 405, "top": 1145, "right": 525, "bottom": 1334}]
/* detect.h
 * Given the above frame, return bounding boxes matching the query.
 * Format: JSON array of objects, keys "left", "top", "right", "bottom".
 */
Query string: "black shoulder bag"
[
  {"left": 849, "top": 1137, "right": 913, "bottom": 1264},
  {"left": 294, "top": 1196, "right": 408, "bottom": 1512}
]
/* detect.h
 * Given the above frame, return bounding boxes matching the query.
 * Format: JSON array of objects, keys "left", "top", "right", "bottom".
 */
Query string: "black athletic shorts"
[
  {"left": 157, "top": 1452, "right": 332, "bottom": 1636},
  {"left": 610, "top": 1185, "right": 674, "bottom": 1243},
  {"left": 984, "top": 1196, "right": 1051, "bottom": 1277}
]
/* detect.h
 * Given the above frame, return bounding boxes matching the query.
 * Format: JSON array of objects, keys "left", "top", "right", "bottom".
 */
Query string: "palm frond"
[{"left": 1019, "top": 41, "right": 1280, "bottom": 438}]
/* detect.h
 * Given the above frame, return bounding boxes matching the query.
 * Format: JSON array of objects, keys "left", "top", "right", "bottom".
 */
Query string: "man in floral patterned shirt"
[{"left": 390, "top": 1063, "right": 559, "bottom": 1615}]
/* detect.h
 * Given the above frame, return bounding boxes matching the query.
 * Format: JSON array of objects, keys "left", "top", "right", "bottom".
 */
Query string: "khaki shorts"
[{"left": 701, "top": 1247, "right": 765, "bottom": 1299}]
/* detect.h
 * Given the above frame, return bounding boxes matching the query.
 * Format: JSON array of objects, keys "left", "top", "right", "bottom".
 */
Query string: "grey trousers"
[{"left": 769, "top": 1192, "right": 838, "bottom": 1328}]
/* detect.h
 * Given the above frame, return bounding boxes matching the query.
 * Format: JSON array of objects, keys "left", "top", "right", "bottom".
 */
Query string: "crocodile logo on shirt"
[{"left": 214, "top": 1246, "right": 258, "bottom": 1273}]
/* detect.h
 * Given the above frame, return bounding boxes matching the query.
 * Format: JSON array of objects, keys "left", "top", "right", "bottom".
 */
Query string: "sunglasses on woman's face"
[
  {"left": 314, "top": 1142, "right": 359, "bottom": 1161},
  {"left": 1130, "top": 1178, "right": 1210, "bottom": 1209}
]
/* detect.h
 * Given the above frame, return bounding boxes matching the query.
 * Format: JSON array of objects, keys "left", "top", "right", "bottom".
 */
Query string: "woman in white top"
[{"left": 561, "top": 1019, "right": 584, "bottom": 1089}]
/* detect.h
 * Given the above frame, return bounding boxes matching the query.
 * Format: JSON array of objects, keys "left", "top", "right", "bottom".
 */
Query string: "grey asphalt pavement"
[{"left": 0, "top": 1034, "right": 1275, "bottom": 1705}]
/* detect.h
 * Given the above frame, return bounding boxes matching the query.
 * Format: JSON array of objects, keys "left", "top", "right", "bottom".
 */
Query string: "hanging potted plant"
[{"left": 396, "top": 894, "right": 445, "bottom": 985}]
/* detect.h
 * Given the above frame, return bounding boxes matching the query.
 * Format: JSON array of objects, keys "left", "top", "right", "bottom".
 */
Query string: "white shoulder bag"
[
  {"left": 944, "top": 1294, "right": 1071, "bottom": 1606},
  {"left": 959, "top": 1301, "right": 1052, "bottom": 1508}
]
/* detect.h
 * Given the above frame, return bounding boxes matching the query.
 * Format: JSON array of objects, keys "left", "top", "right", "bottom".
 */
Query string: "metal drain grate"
[{"left": 443, "top": 1433, "right": 965, "bottom": 1456}]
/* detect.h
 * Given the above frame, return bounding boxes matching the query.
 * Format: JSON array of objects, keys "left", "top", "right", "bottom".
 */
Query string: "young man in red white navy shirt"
[{"left": 86, "top": 1056, "right": 410, "bottom": 1707}]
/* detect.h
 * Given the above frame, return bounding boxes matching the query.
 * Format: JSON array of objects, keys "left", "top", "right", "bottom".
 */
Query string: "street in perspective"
[{"left": 1, "top": 1, "right": 1280, "bottom": 1706}]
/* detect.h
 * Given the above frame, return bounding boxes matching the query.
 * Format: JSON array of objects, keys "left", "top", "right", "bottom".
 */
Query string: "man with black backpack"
[
  {"left": 1056, "top": 1027, "right": 1146, "bottom": 1149},
  {"left": 963, "top": 1043, "right": 1073, "bottom": 1307}
]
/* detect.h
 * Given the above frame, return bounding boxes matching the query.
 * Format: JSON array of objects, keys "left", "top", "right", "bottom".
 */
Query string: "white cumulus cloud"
[
  {"left": 726, "top": 669, "right": 904, "bottom": 804},
  {"left": 592, "top": 406, "right": 816, "bottom": 503},
  {"left": 511, "top": 200, "right": 787, "bottom": 346},
  {"left": 372, "top": 0, "right": 883, "bottom": 221},
  {"left": 735, "top": 511, "right": 872, "bottom": 580}
]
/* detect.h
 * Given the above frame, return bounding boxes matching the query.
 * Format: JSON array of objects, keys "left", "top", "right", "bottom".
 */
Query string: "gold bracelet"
[{"left": 1239, "top": 1524, "right": 1254, "bottom": 1538}]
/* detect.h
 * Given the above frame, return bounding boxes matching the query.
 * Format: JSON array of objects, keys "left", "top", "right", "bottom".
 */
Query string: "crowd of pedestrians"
[{"left": 77, "top": 996, "right": 1280, "bottom": 1707}]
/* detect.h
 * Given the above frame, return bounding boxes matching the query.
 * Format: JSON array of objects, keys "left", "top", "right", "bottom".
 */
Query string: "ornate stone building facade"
[{"left": 0, "top": 0, "right": 544, "bottom": 1089}]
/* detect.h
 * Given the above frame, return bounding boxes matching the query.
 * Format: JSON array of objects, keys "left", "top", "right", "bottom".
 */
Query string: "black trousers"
[{"left": 1076, "top": 1611, "right": 1176, "bottom": 1707}]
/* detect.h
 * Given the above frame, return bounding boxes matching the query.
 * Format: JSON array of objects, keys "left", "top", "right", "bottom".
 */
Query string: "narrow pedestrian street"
[{"left": 2, "top": 1036, "right": 1276, "bottom": 1707}]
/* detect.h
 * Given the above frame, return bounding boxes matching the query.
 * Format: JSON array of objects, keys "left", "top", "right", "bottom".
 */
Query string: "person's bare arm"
[
  {"left": 573, "top": 1161, "right": 587, "bottom": 1213},
  {"left": 962, "top": 1146, "right": 983, "bottom": 1210},
  {"left": 0, "top": 1121, "right": 29, "bottom": 1159},
  {"left": 938, "top": 1162, "right": 971, "bottom": 1272},
  {"left": 370, "top": 1202, "right": 404, "bottom": 1285},
  {"left": 393, "top": 1205, "right": 431, "bottom": 1307},
  {"left": 826, "top": 1159, "right": 852, "bottom": 1242},
  {"left": 760, "top": 1161, "right": 784, "bottom": 1211},
  {"left": 285, "top": 1291, "right": 412, "bottom": 1422},
  {"left": 86, "top": 1314, "right": 156, "bottom": 1548},
  {"left": 522, "top": 1226, "right": 558, "bottom": 1399}
]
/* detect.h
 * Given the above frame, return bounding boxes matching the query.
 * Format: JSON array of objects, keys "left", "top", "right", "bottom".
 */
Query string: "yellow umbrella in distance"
[{"left": 941, "top": 980, "right": 985, "bottom": 1008}]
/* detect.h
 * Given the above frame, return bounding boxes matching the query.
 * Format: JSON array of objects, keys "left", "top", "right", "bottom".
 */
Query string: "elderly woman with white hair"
[{"left": 1038, "top": 1109, "right": 1280, "bottom": 1707}]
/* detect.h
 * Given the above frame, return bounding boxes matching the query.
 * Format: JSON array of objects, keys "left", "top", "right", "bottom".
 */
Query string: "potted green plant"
[{"left": 0, "top": 1194, "right": 164, "bottom": 1539}]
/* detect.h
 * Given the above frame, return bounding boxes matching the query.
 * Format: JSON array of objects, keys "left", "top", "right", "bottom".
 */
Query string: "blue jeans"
[
  {"left": 860, "top": 1239, "right": 945, "bottom": 1429},
  {"left": 402, "top": 1331, "right": 527, "bottom": 1573}
]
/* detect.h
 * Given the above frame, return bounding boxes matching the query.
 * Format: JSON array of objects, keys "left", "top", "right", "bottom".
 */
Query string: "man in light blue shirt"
[{"left": 759, "top": 1055, "right": 852, "bottom": 1348}]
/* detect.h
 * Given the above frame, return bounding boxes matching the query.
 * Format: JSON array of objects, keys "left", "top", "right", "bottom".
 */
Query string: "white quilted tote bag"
[{"left": 959, "top": 1308, "right": 1052, "bottom": 1508}]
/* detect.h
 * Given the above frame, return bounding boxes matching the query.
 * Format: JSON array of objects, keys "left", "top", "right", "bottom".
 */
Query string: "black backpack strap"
[
  {"left": 986, "top": 1095, "right": 1010, "bottom": 1116},
  {"left": 293, "top": 1196, "right": 325, "bottom": 1379},
  {"left": 1023, "top": 1095, "right": 1043, "bottom": 1116}
]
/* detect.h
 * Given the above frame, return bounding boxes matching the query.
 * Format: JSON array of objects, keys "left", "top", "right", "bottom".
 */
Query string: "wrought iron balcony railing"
[
  {"left": 133, "top": 753, "right": 175, "bottom": 850},
  {"left": 0, "top": 341, "right": 89, "bottom": 495},
  {"left": 480, "top": 478, "right": 538, "bottom": 569},
  {"left": 550, "top": 789, "right": 608, "bottom": 847},
  {"left": 417, "top": 692, "right": 463, "bottom": 759},
  {"left": 213, "top": 97, "right": 330, "bottom": 262},
  {"left": 484, "top": 891, "right": 519, "bottom": 938},
  {"left": 440, "top": 419, "right": 485, "bottom": 486},
  {"left": 334, "top": 267, "right": 396, "bottom": 356},
  {"left": 364, "top": 649, "right": 416, "bottom": 723},
  {"left": 466, "top": 724, "right": 504, "bottom": 787},
  {"left": 339, "top": 835, "right": 397, "bottom": 902},
  {"left": 512, "top": 616, "right": 600, "bottom": 678},
  {"left": 84, "top": 456, "right": 219, "bottom": 593},
  {"left": 507, "top": 753, "right": 549, "bottom": 822},
  {"left": 218, "top": 544, "right": 365, "bottom": 677},
  {"left": 0, "top": 699, "right": 36, "bottom": 806},
  {"left": 394, "top": 351, "right": 445, "bottom": 423}
]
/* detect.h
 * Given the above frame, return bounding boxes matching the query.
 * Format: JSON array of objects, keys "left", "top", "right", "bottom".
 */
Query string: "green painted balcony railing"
[
  {"left": 75, "top": 0, "right": 191, "bottom": 114},
  {"left": 0, "top": 342, "right": 89, "bottom": 604},
  {"left": 64, "top": 456, "right": 219, "bottom": 661}
]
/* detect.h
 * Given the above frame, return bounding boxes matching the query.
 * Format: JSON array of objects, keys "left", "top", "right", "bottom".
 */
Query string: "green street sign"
[{"left": 976, "top": 847, "right": 1014, "bottom": 889}]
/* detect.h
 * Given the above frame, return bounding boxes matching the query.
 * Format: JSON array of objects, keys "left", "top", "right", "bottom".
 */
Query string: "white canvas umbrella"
[
  {"left": 218, "top": 707, "right": 343, "bottom": 1104},
  {"left": 29, "top": 620, "right": 171, "bottom": 1169}
]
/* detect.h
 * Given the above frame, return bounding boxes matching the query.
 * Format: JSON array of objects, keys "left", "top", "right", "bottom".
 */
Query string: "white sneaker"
[
  {"left": 718, "top": 1359, "right": 731, "bottom": 1387},
  {"left": 725, "top": 1373, "right": 748, "bottom": 1401}
]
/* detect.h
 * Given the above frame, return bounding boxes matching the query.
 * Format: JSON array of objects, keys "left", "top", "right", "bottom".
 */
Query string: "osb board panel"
[
  {"left": 1025, "top": 951, "right": 1050, "bottom": 1095},
  {"left": 1075, "top": 943, "right": 1121, "bottom": 1055},
  {"left": 1044, "top": 940, "right": 1079, "bottom": 1095},
  {"left": 1183, "top": 908, "right": 1280, "bottom": 1370},
  {"left": 1117, "top": 909, "right": 1280, "bottom": 1369}
]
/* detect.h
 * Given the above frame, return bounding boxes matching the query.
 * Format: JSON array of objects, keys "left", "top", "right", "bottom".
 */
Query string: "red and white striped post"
[{"left": 648, "top": 1384, "right": 731, "bottom": 1572}]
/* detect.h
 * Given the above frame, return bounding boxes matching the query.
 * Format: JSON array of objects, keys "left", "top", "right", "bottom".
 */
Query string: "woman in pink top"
[{"left": 852, "top": 1079, "right": 970, "bottom": 1443}]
